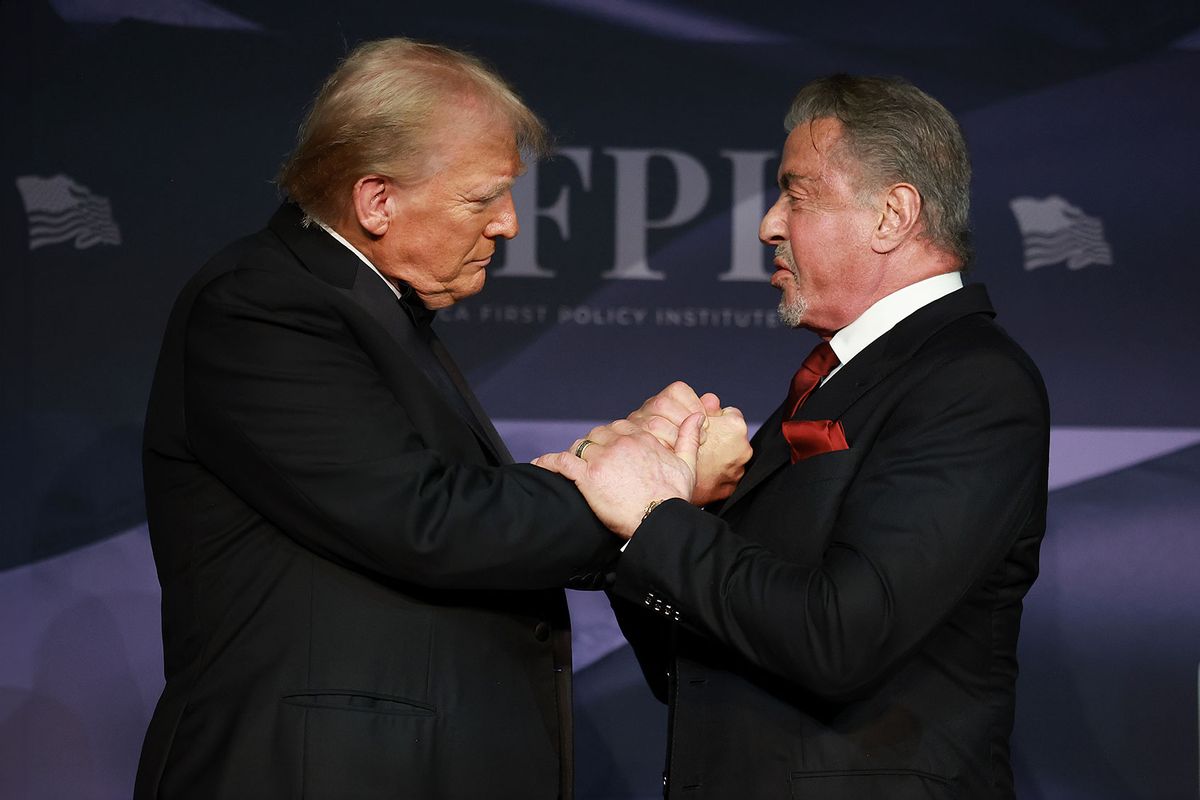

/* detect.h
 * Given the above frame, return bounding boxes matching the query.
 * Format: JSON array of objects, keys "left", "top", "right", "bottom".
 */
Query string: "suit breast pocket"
[
  {"left": 281, "top": 691, "right": 436, "bottom": 716},
  {"left": 734, "top": 449, "right": 859, "bottom": 563},
  {"left": 789, "top": 769, "right": 955, "bottom": 800},
  {"left": 282, "top": 693, "right": 439, "bottom": 798}
]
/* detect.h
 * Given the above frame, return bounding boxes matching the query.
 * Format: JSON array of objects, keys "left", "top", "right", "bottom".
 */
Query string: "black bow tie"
[{"left": 395, "top": 282, "right": 437, "bottom": 328}]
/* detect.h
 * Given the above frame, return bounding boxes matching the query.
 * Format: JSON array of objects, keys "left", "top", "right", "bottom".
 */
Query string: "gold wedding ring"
[{"left": 574, "top": 439, "right": 596, "bottom": 459}]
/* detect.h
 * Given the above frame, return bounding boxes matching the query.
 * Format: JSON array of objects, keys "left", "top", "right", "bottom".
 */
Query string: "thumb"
[{"left": 675, "top": 412, "right": 704, "bottom": 477}]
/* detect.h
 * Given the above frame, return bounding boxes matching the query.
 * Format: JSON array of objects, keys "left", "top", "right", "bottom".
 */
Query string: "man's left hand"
[{"left": 532, "top": 415, "right": 703, "bottom": 539}]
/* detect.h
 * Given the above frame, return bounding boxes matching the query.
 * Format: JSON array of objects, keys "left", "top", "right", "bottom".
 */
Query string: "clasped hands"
[{"left": 533, "top": 382, "right": 752, "bottom": 539}]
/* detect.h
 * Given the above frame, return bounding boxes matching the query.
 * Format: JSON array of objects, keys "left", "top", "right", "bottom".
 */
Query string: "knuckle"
[{"left": 667, "top": 381, "right": 696, "bottom": 401}]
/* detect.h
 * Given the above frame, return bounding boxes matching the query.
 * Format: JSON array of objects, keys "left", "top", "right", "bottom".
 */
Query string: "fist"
[{"left": 692, "top": 406, "right": 751, "bottom": 506}]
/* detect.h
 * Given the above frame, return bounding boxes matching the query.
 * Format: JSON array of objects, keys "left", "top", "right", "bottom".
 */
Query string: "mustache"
[{"left": 775, "top": 244, "right": 795, "bottom": 270}]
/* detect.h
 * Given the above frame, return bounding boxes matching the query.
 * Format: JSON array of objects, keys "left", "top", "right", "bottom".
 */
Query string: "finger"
[
  {"left": 571, "top": 422, "right": 624, "bottom": 454},
  {"left": 532, "top": 451, "right": 588, "bottom": 482},
  {"left": 584, "top": 426, "right": 617, "bottom": 445},
  {"left": 721, "top": 405, "right": 746, "bottom": 421},
  {"left": 652, "top": 381, "right": 704, "bottom": 412},
  {"left": 605, "top": 419, "right": 642, "bottom": 437},
  {"left": 674, "top": 412, "right": 704, "bottom": 477},
  {"left": 531, "top": 451, "right": 567, "bottom": 472},
  {"left": 641, "top": 415, "right": 679, "bottom": 448},
  {"left": 572, "top": 439, "right": 602, "bottom": 462},
  {"left": 716, "top": 407, "right": 748, "bottom": 438},
  {"left": 634, "top": 394, "right": 696, "bottom": 426},
  {"left": 699, "top": 392, "right": 722, "bottom": 415},
  {"left": 677, "top": 385, "right": 705, "bottom": 414},
  {"left": 531, "top": 452, "right": 559, "bottom": 471}
]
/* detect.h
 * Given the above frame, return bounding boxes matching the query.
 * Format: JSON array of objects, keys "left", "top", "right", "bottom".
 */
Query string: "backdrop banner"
[{"left": 4, "top": 1, "right": 1198, "bottom": 797}]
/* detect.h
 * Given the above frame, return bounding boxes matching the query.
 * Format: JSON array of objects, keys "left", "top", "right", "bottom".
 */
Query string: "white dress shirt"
[
  {"left": 824, "top": 272, "right": 964, "bottom": 383},
  {"left": 317, "top": 221, "right": 403, "bottom": 300}
]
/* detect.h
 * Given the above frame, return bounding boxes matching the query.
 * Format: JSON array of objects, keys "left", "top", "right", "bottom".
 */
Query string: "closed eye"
[{"left": 464, "top": 181, "right": 514, "bottom": 209}]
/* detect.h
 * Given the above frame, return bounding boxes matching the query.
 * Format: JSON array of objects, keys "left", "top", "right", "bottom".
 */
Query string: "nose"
[
  {"left": 759, "top": 194, "right": 787, "bottom": 246},
  {"left": 485, "top": 191, "right": 519, "bottom": 240}
]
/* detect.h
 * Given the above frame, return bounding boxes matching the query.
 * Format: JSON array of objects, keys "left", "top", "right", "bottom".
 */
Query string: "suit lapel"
[
  {"left": 266, "top": 204, "right": 509, "bottom": 464},
  {"left": 802, "top": 284, "right": 996, "bottom": 423},
  {"left": 720, "top": 284, "right": 996, "bottom": 517},
  {"left": 423, "top": 334, "right": 514, "bottom": 464}
]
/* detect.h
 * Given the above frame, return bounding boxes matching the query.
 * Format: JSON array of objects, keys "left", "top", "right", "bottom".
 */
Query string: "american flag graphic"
[
  {"left": 15, "top": 174, "right": 122, "bottom": 251},
  {"left": 1009, "top": 195, "right": 1112, "bottom": 271}
]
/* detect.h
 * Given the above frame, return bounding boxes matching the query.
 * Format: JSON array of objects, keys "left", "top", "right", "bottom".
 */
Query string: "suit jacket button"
[{"left": 534, "top": 622, "right": 551, "bottom": 642}]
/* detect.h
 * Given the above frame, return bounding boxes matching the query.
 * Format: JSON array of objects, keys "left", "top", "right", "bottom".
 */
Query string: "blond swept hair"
[{"left": 277, "top": 38, "right": 548, "bottom": 225}]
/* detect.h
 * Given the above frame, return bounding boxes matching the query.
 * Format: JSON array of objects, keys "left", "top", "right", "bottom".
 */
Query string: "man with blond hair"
[{"left": 136, "top": 39, "right": 635, "bottom": 799}]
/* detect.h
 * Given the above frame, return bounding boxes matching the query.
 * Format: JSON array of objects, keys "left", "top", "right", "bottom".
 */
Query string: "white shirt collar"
[
  {"left": 316, "top": 221, "right": 403, "bottom": 300},
  {"left": 826, "top": 272, "right": 964, "bottom": 379}
]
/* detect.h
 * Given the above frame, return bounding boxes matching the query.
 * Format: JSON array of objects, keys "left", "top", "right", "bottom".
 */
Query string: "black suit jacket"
[
  {"left": 136, "top": 204, "right": 619, "bottom": 799},
  {"left": 611, "top": 285, "right": 1050, "bottom": 799}
]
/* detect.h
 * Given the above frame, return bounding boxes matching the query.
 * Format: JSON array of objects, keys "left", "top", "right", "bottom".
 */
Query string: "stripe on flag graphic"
[
  {"left": 1009, "top": 195, "right": 1112, "bottom": 271},
  {"left": 15, "top": 174, "right": 122, "bottom": 251}
]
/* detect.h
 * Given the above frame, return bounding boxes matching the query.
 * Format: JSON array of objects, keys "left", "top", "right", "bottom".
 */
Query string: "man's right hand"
[
  {"left": 626, "top": 382, "right": 753, "bottom": 507},
  {"left": 625, "top": 381, "right": 713, "bottom": 449}
]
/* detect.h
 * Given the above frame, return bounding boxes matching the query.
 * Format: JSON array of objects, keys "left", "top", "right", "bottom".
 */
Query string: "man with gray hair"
[
  {"left": 136, "top": 39, "right": 643, "bottom": 799},
  {"left": 537, "top": 75, "right": 1050, "bottom": 799}
]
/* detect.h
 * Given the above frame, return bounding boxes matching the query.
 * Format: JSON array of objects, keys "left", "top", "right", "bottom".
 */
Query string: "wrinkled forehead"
[
  {"left": 778, "top": 117, "right": 849, "bottom": 184},
  {"left": 784, "top": 117, "right": 847, "bottom": 162}
]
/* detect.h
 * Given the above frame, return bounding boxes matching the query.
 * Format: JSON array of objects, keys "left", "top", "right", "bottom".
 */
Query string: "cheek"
[{"left": 453, "top": 223, "right": 488, "bottom": 256}]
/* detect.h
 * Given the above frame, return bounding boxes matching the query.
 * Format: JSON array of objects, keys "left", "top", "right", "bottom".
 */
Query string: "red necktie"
[
  {"left": 781, "top": 342, "right": 849, "bottom": 463},
  {"left": 783, "top": 342, "right": 839, "bottom": 417}
]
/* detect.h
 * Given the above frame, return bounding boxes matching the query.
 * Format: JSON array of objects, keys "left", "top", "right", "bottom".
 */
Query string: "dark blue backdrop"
[{"left": 3, "top": 1, "right": 1198, "bottom": 797}]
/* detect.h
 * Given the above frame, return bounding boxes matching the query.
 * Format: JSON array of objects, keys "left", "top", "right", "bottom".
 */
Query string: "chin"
[
  {"left": 424, "top": 295, "right": 456, "bottom": 310},
  {"left": 777, "top": 293, "right": 808, "bottom": 328},
  {"left": 470, "top": 270, "right": 488, "bottom": 293},
  {"left": 446, "top": 277, "right": 487, "bottom": 306}
]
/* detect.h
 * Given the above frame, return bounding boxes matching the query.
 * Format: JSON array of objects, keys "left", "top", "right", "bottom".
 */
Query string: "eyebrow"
[
  {"left": 472, "top": 179, "right": 515, "bottom": 201},
  {"left": 778, "top": 172, "right": 818, "bottom": 192}
]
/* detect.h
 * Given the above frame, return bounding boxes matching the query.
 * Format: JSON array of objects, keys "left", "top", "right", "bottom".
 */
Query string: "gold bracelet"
[{"left": 641, "top": 499, "right": 662, "bottom": 522}]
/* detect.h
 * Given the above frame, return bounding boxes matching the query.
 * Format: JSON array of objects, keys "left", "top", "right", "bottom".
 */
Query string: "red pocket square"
[{"left": 781, "top": 419, "right": 849, "bottom": 464}]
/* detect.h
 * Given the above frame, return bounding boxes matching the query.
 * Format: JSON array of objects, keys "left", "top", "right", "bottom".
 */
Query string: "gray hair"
[
  {"left": 784, "top": 74, "right": 972, "bottom": 267},
  {"left": 277, "top": 37, "right": 548, "bottom": 225}
]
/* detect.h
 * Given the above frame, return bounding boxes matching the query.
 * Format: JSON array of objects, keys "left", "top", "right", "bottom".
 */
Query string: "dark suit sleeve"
[
  {"left": 609, "top": 347, "right": 1049, "bottom": 699},
  {"left": 608, "top": 593, "right": 673, "bottom": 702},
  {"left": 181, "top": 263, "right": 618, "bottom": 590}
]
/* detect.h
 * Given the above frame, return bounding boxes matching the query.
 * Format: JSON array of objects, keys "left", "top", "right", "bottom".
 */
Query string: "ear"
[
  {"left": 351, "top": 175, "right": 393, "bottom": 237},
  {"left": 871, "top": 182, "right": 921, "bottom": 254}
]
